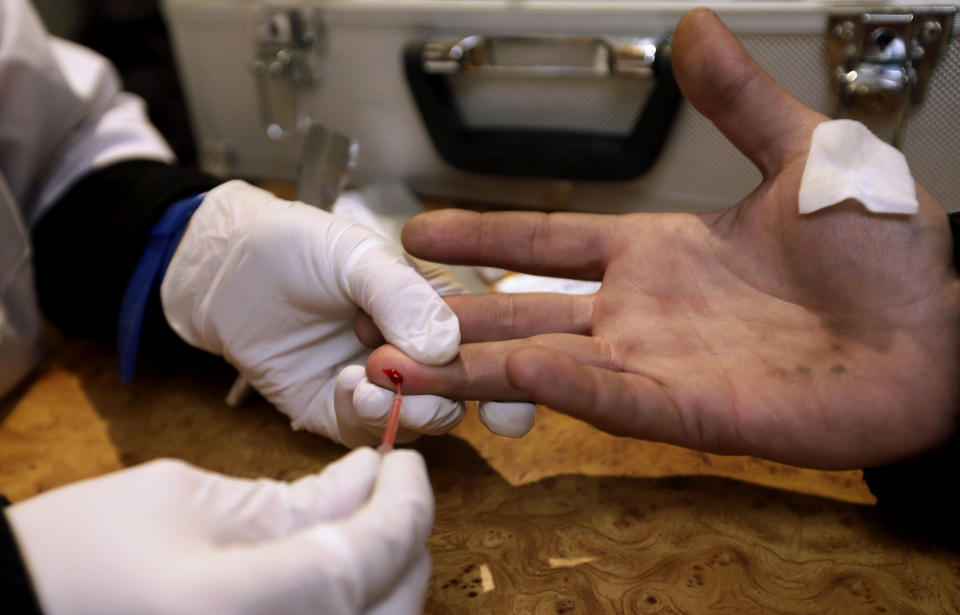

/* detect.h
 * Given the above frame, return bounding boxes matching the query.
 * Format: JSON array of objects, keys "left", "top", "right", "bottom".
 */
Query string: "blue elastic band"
[{"left": 117, "top": 192, "right": 206, "bottom": 382}]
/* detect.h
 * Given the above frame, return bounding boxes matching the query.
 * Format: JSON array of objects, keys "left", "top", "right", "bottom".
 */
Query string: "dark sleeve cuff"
[
  {"left": 861, "top": 211, "right": 960, "bottom": 548},
  {"left": 862, "top": 436, "right": 960, "bottom": 548},
  {"left": 0, "top": 496, "right": 44, "bottom": 615},
  {"left": 32, "top": 160, "right": 221, "bottom": 344}
]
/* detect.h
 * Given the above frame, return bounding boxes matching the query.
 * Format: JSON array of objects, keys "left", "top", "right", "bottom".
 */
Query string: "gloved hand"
[
  {"left": 5, "top": 449, "right": 433, "bottom": 615},
  {"left": 161, "top": 180, "right": 464, "bottom": 446},
  {"left": 336, "top": 183, "right": 537, "bottom": 440}
]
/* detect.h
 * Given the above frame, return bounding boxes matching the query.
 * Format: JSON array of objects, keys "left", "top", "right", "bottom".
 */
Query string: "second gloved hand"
[
  {"left": 161, "top": 180, "right": 464, "bottom": 446},
  {"left": 6, "top": 449, "right": 433, "bottom": 615}
]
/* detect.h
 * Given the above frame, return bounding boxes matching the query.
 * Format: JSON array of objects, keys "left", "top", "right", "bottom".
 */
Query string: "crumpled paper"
[{"left": 798, "top": 119, "right": 918, "bottom": 215}]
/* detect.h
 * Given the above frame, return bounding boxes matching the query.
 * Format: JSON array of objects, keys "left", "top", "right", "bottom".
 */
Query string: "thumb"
[
  {"left": 409, "top": 256, "right": 468, "bottom": 297},
  {"left": 671, "top": 8, "right": 825, "bottom": 176},
  {"left": 340, "top": 231, "right": 460, "bottom": 365}
]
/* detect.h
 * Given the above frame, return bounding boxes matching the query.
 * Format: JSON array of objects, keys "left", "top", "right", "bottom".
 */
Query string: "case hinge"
[
  {"left": 249, "top": 7, "right": 325, "bottom": 141},
  {"left": 827, "top": 6, "right": 955, "bottom": 143}
]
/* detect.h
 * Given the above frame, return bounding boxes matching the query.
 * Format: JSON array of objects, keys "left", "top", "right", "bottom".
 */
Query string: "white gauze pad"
[{"left": 798, "top": 119, "right": 918, "bottom": 215}]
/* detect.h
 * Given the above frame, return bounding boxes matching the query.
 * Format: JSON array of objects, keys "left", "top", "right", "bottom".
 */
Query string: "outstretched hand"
[{"left": 366, "top": 9, "right": 960, "bottom": 469}]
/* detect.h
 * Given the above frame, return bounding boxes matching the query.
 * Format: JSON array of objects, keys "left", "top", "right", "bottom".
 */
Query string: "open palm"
[{"left": 368, "top": 9, "right": 960, "bottom": 469}]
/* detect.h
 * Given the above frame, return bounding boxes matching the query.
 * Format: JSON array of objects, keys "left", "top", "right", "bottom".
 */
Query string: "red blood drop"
[{"left": 382, "top": 368, "right": 404, "bottom": 385}]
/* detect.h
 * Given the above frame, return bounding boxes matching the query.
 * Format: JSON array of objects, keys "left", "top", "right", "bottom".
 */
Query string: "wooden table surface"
[{"left": 2, "top": 337, "right": 959, "bottom": 614}]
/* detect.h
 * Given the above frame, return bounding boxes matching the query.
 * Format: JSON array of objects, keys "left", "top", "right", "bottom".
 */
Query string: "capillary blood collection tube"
[{"left": 378, "top": 368, "right": 404, "bottom": 452}]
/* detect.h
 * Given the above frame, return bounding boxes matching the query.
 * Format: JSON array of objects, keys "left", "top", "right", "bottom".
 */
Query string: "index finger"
[{"left": 402, "top": 209, "right": 615, "bottom": 280}]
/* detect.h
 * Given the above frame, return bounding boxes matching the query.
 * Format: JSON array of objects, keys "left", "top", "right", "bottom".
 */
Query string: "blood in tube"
[{"left": 378, "top": 369, "right": 404, "bottom": 452}]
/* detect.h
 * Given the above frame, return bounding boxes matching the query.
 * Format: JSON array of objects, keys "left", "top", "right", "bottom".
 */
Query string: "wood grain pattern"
[
  {"left": 2, "top": 338, "right": 959, "bottom": 614},
  {"left": 423, "top": 433, "right": 960, "bottom": 614}
]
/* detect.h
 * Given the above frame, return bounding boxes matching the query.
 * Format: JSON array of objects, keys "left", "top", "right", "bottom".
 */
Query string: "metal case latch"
[
  {"left": 828, "top": 7, "right": 955, "bottom": 143},
  {"left": 249, "top": 8, "right": 324, "bottom": 140},
  {"left": 248, "top": 8, "right": 357, "bottom": 210}
]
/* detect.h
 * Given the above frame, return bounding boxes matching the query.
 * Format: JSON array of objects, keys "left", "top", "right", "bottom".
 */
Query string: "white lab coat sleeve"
[{"left": 0, "top": 0, "right": 175, "bottom": 227}]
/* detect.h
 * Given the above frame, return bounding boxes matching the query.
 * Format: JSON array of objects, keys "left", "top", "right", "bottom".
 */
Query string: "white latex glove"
[
  {"left": 333, "top": 186, "right": 536, "bottom": 439},
  {"left": 478, "top": 401, "right": 537, "bottom": 438},
  {"left": 161, "top": 180, "right": 464, "bottom": 446},
  {"left": 5, "top": 449, "right": 433, "bottom": 615}
]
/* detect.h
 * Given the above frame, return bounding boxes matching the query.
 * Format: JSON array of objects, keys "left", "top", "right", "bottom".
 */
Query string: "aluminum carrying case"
[{"left": 160, "top": 1, "right": 960, "bottom": 214}]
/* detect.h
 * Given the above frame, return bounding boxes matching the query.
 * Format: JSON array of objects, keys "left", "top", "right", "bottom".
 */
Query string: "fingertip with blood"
[{"left": 366, "top": 344, "right": 439, "bottom": 393}]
